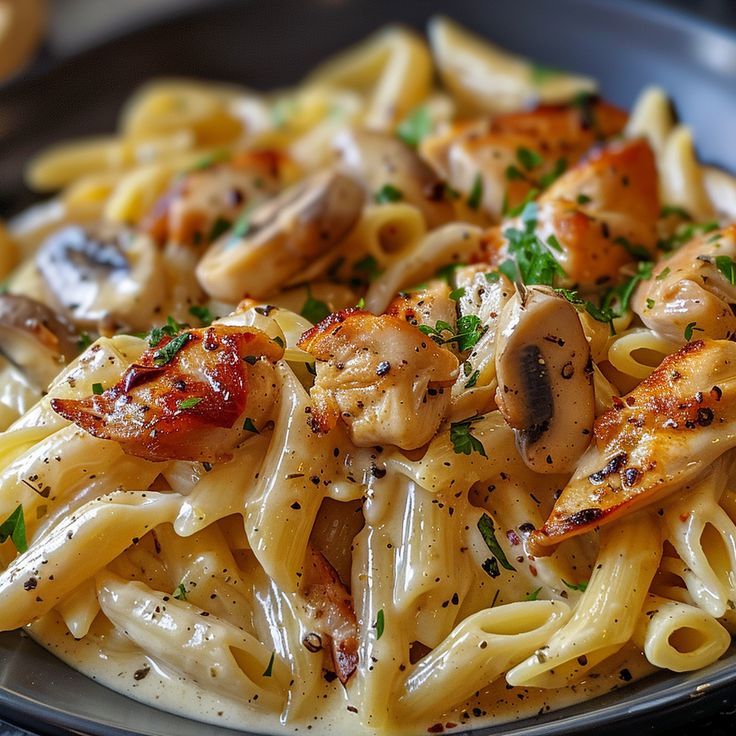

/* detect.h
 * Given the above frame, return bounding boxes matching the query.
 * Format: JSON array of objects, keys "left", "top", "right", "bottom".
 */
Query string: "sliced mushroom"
[
  {"left": 196, "top": 170, "right": 363, "bottom": 302},
  {"left": 334, "top": 129, "right": 453, "bottom": 228},
  {"left": 0, "top": 294, "right": 79, "bottom": 389},
  {"left": 35, "top": 224, "right": 162, "bottom": 332},
  {"left": 495, "top": 286, "right": 594, "bottom": 473}
]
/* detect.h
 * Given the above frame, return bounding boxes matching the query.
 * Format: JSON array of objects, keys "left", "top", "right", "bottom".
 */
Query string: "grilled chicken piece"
[
  {"left": 632, "top": 226, "right": 736, "bottom": 342},
  {"left": 421, "top": 98, "right": 627, "bottom": 218},
  {"left": 51, "top": 325, "right": 283, "bottom": 462},
  {"left": 385, "top": 281, "right": 457, "bottom": 330},
  {"left": 141, "top": 150, "right": 286, "bottom": 246},
  {"left": 297, "top": 309, "right": 459, "bottom": 449},
  {"left": 483, "top": 138, "right": 659, "bottom": 289},
  {"left": 530, "top": 339, "right": 736, "bottom": 554},
  {"left": 301, "top": 545, "right": 359, "bottom": 685}
]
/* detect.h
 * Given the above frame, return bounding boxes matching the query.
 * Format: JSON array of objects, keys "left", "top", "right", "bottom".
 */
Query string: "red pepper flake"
[{"left": 428, "top": 724, "right": 444, "bottom": 734}]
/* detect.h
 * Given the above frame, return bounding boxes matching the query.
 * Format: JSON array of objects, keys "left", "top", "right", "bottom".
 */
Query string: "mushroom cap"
[
  {"left": 35, "top": 224, "right": 162, "bottom": 331},
  {"left": 495, "top": 285, "right": 594, "bottom": 473},
  {"left": 196, "top": 169, "right": 364, "bottom": 302},
  {"left": 0, "top": 293, "right": 79, "bottom": 389},
  {"left": 335, "top": 129, "right": 453, "bottom": 228}
]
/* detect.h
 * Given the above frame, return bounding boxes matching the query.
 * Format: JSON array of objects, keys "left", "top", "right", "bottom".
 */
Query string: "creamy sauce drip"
[{"left": 28, "top": 612, "right": 654, "bottom": 735}]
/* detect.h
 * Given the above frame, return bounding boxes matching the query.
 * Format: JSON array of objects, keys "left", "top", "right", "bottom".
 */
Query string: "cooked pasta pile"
[{"left": 2, "top": 16, "right": 736, "bottom": 735}]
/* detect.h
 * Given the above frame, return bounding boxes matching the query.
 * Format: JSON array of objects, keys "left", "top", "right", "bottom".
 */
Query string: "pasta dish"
[{"left": 2, "top": 16, "right": 736, "bottom": 735}]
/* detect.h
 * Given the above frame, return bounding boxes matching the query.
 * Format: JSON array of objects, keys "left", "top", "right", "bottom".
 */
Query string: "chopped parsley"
[
  {"left": 526, "top": 587, "right": 543, "bottom": 601},
  {"left": 539, "top": 158, "right": 567, "bottom": 189},
  {"left": 374, "top": 184, "right": 403, "bottom": 204},
  {"left": 189, "top": 304, "right": 214, "bottom": 326},
  {"left": 243, "top": 418, "right": 259, "bottom": 433},
  {"left": 467, "top": 173, "right": 484, "bottom": 210},
  {"left": 517, "top": 147, "right": 544, "bottom": 171},
  {"left": 207, "top": 217, "right": 232, "bottom": 242},
  {"left": 92, "top": 382, "right": 104, "bottom": 395},
  {"left": 464, "top": 369, "right": 480, "bottom": 389},
  {"left": 657, "top": 220, "right": 719, "bottom": 252},
  {"left": 178, "top": 397, "right": 203, "bottom": 410},
  {"left": 660, "top": 204, "right": 692, "bottom": 220},
  {"left": 613, "top": 235, "right": 650, "bottom": 261},
  {"left": 153, "top": 333, "right": 191, "bottom": 367},
  {"left": 300, "top": 287, "right": 331, "bottom": 324},
  {"left": 355, "top": 297, "right": 366, "bottom": 309},
  {"left": 0, "top": 504, "right": 27, "bottom": 554},
  {"left": 715, "top": 255, "right": 736, "bottom": 285},
  {"left": 418, "top": 315, "right": 486, "bottom": 352},
  {"left": 502, "top": 201, "right": 566, "bottom": 286},
  {"left": 190, "top": 149, "right": 229, "bottom": 171},
  {"left": 147, "top": 316, "right": 186, "bottom": 348},
  {"left": 173, "top": 582, "right": 187, "bottom": 600},
  {"left": 231, "top": 206, "right": 254, "bottom": 241},
  {"left": 396, "top": 106, "right": 431, "bottom": 148},
  {"left": 450, "top": 417, "right": 487, "bottom": 458},
  {"left": 263, "top": 651, "right": 276, "bottom": 677},
  {"left": 374, "top": 609, "right": 385, "bottom": 640},
  {"left": 353, "top": 254, "right": 382, "bottom": 281},
  {"left": 684, "top": 322, "right": 704, "bottom": 341},
  {"left": 77, "top": 331, "right": 93, "bottom": 350},
  {"left": 646, "top": 298, "right": 656, "bottom": 310},
  {"left": 561, "top": 578, "right": 588, "bottom": 592},
  {"left": 576, "top": 193, "right": 592, "bottom": 205},
  {"left": 656, "top": 266, "right": 671, "bottom": 281},
  {"left": 477, "top": 513, "right": 516, "bottom": 572},
  {"left": 449, "top": 287, "right": 466, "bottom": 301}
]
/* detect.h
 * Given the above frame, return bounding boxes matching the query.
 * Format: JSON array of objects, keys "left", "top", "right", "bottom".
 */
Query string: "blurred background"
[{"left": 2, "top": 0, "right": 736, "bottom": 86}]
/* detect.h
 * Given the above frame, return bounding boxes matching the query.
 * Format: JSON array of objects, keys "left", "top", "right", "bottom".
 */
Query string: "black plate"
[{"left": 1, "top": 1, "right": 736, "bottom": 734}]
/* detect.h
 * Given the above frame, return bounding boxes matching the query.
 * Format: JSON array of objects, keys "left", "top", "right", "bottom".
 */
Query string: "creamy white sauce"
[{"left": 28, "top": 612, "right": 654, "bottom": 736}]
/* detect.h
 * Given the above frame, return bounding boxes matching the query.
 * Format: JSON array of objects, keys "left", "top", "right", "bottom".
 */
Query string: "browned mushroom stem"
[
  {"left": 196, "top": 170, "right": 364, "bottom": 302},
  {"left": 495, "top": 285, "right": 594, "bottom": 473},
  {"left": 0, "top": 294, "right": 79, "bottom": 389}
]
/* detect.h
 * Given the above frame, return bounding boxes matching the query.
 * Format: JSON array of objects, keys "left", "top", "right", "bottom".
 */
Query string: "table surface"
[{"left": 3, "top": 0, "right": 736, "bottom": 734}]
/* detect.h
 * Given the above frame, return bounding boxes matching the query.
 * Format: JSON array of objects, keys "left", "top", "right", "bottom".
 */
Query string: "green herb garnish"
[
  {"left": 477, "top": 513, "right": 515, "bottom": 571},
  {"left": 561, "top": 578, "right": 588, "bottom": 592},
  {"left": 179, "top": 397, "right": 203, "bottom": 410},
  {"left": 263, "top": 651, "right": 276, "bottom": 677},
  {"left": 243, "top": 418, "right": 259, "bottom": 434},
  {"left": 396, "top": 106, "right": 431, "bottom": 148},
  {"left": 153, "top": 333, "right": 191, "bottom": 367},
  {"left": 374, "top": 609, "right": 385, "bottom": 640},
  {"left": 300, "top": 287, "right": 331, "bottom": 324},
  {"left": 715, "top": 255, "right": 736, "bottom": 285},
  {"left": 173, "top": 582, "right": 187, "bottom": 600},
  {"left": 374, "top": 184, "right": 403, "bottom": 204},
  {"left": 467, "top": 173, "right": 484, "bottom": 210},
  {"left": 450, "top": 417, "right": 487, "bottom": 458},
  {"left": 684, "top": 322, "right": 704, "bottom": 341},
  {"left": 0, "top": 505, "right": 27, "bottom": 554},
  {"left": 188, "top": 304, "right": 214, "bottom": 326}
]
